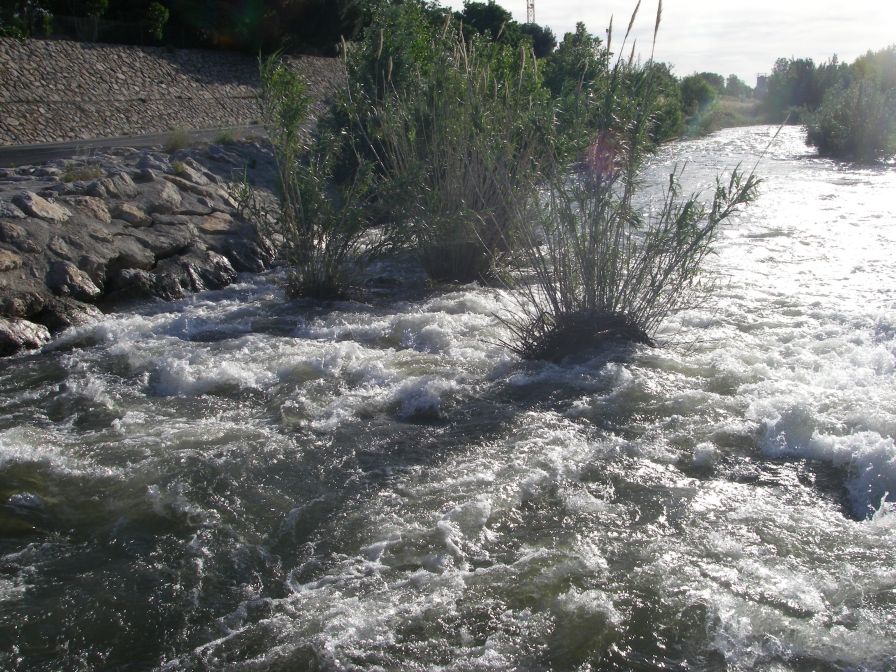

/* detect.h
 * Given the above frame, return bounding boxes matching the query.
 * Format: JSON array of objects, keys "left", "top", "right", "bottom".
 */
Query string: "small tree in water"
[{"left": 501, "top": 1, "right": 760, "bottom": 361}]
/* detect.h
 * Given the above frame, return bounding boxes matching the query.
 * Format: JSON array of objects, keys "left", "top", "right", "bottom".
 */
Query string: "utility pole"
[{"left": 527, "top": 0, "right": 535, "bottom": 24}]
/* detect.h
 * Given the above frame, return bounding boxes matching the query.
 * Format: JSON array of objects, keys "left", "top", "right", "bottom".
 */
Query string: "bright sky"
[{"left": 440, "top": 1, "right": 896, "bottom": 84}]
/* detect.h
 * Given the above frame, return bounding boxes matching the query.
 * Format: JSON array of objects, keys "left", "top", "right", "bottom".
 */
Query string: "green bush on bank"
[{"left": 806, "top": 47, "right": 896, "bottom": 163}]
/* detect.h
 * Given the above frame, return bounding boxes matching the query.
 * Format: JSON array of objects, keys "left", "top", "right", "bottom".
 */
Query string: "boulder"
[
  {"left": 0, "top": 221, "right": 40, "bottom": 253},
  {"left": 87, "top": 171, "right": 139, "bottom": 199},
  {"left": 34, "top": 297, "right": 103, "bottom": 332},
  {"left": 47, "top": 260, "right": 101, "bottom": 301},
  {"left": 197, "top": 211, "right": 235, "bottom": 235},
  {"left": 113, "top": 203, "right": 151, "bottom": 227},
  {"left": 0, "top": 249, "right": 23, "bottom": 272},
  {"left": 61, "top": 196, "right": 112, "bottom": 225},
  {"left": 0, "top": 201, "right": 26, "bottom": 219},
  {"left": 0, "top": 317, "right": 50, "bottom": 356},
  {"left": 144, "top": 179, "right": 183, "bottom": 214},
  {"left": 12, "top": 191, "right": 71, "bottom": 223}
]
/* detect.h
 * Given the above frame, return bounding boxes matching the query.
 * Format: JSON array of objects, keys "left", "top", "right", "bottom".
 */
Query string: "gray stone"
[
  {"left": 0, "top": 201, "right": 26, "bottom": 219},
  {"left": 196, "top": 211, "right": 235, "bottom": 234},
  {"left": 0, "top": 221, "right": 40, "bottom": 253},
  {"left": 0, "top": 249, "right": 23, "bottom": 271},
  {"left": 61, "top": 196, "right": 112, "bottom": 224},
  {"left": 144, "top": 179, "right": 183, "bottom": 214},
  {"left": 0, "top": 317, "right": 50, "bottom": 356},
  {"left": 113, "top": 203, "right": 151, "bottom": 227},
  {"left": 87, "top": 171, "right": 139, "bottom": 199},
  {"left": 12, "top": 191, "right": 71, "bottom": 223},
  {"left": 47, "top": 260, "right": 101, "bottom": 300},
  {"left": 35, "top": 296, "right": 102, "bottom": 332}
]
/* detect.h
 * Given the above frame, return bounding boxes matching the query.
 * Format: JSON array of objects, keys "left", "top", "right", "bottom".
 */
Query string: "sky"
[{"left": 440, "top": 0, "right": 896, "bottom": 85}]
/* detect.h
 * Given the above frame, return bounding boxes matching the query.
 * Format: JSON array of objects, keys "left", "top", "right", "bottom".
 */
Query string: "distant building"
[{"left": 755, "top": 74, "right": 768, "bottom": 99}]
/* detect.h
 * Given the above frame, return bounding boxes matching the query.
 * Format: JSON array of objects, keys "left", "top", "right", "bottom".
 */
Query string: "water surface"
[{"left": 1, "top": 126, "right": 895, "bottom": 671}]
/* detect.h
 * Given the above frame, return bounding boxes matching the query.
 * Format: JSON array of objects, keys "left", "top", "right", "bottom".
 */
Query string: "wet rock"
[
  {"left": 47, "top": 260, "right": 101, "bottom": 300},
  {"left": 0, "top": 249, "right": 23, "bottom": 271},
  {"left": 34, "top": 296, "right": 102, "bottom": 332},
  {"left": 0, "top": 200, "right": 26, "bottom": 219},
  {"left": 0, "top": 291, "right": 46, "bottom": 319},
  {"left": 113, "top": 203, "right": 151, "bottom": 227},
  {"left": 0, "top": 317, "right": 50, "bottom": 355},
  {"left": 12, "top": 191, "right": 71, "bottom": 223}
]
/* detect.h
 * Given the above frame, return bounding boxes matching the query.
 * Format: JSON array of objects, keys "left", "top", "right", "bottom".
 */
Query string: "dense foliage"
[
  {"left": 250, "top": 1, "right": 760, "bottom": 359},
  {"left": 806, "top": 47, "right": 896, "bottom": 162}
]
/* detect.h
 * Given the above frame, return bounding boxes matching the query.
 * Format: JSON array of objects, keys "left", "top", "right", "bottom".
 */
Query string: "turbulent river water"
[{"left": 2, "top": 126, "right": 895, "bottom": 671}]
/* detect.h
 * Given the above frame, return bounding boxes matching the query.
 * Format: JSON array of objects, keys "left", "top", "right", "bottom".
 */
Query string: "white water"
[{"left": 1, "top": 126, "right": 895, "bottom": 671}]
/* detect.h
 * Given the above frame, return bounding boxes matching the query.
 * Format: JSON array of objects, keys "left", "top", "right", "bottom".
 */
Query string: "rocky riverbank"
[{"left": 0, "top": 139, "right": 280, "bottom": 355}]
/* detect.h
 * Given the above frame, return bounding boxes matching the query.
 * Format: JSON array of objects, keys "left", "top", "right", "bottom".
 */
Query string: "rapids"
[{"left": 1, "top": 126, "right": 895, "bottom": 671}]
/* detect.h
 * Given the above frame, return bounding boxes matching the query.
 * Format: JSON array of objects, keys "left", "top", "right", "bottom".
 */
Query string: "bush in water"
[
  {"left": 500, "top": 3, "right": 760, "bottom": 361},
  {"left": 250, "top": 53, "right": 376, "bottom": 299},
  {"left": 346, "top": 4, "right": 555, "bottom": 283}
]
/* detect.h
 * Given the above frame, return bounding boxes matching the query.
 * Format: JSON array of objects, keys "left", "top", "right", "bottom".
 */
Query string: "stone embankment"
[
  {"left": 0, "top": 140, "right": 280, "bottom": 355},
  {"left": 0, "top": 38, "right": 346, "bottom": 145}
]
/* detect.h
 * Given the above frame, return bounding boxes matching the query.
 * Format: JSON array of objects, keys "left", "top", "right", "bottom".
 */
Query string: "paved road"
[{"left": 0, "top": 125, "right": 267, "bottom": 167}]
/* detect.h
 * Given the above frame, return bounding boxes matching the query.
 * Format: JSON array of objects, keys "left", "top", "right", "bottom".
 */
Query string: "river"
[{"left": 1, "top": 126, "right": 895, "bottom": 671}]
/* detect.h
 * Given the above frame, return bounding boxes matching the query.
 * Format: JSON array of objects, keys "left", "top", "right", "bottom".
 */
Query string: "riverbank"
[
  {"left": 0, "top": 38, "right": 345, "bottom": 145},
  {"left": 0, "top": 139, "right": 280, "bottom": 355}
]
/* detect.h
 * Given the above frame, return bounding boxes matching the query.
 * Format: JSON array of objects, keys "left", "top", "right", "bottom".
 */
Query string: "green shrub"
[
  {"left": 501, "top": 4, "right": 760, "bottom": 360},
  {"left": 247, "top": 54, "right": 375, "bottom": 299},
  {"left": 807, "top": 78, "right": 896, "bottom": 163},
  {"left": 144, "top": 1, "right": 169, "bottom": 42},
  {"left": 60, "top": 161, "right": 103, "bottom": 183},
  {"left": 345, "top": 6, "right": 555, "bottom": 283},
  {"left": 163, "top": 128, "right": 192, "bottom": 153}
]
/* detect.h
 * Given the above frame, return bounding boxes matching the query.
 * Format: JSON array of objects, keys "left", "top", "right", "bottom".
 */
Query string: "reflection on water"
[{"left": 1, "top": 126, "right": 895, "bottom": 671}]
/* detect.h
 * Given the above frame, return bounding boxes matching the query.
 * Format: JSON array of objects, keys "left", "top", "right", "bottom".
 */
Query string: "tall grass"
[
  {"left": 346, "top": 11, "right": 555, "bottom": 283},
  {"left": 251, "top": 54, "right": 375, "bottom": 298},
  {"left": 500, "top": 1, "right": 760, "bottom": 360}
]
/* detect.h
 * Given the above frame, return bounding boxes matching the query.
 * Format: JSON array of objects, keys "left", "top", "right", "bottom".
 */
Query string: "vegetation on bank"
[
  {"left": 762, "top": 47, "right": 896, "bottom": 162},
  {"left": 244, "top": 1, "right": 758, "bottom": 360}
]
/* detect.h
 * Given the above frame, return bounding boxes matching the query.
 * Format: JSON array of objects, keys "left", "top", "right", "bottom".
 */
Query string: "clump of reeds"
[
  {"left": 249, "top": 53, "right": 375, "bottom": 299},
  {"left": 500, "top": 0, "right": 760, "bottom": 360},
  {"left": 347, "top": 11, "right": 555, "bottom": 283}
]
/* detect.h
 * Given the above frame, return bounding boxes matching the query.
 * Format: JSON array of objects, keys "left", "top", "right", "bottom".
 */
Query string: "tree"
[
  {"left": 457, "top": 0, "right": 514, "bottom": 41},
  {"left": 520, "top": 22, "right": 556, "bottom": 58},
  {"left": 681, "top": 74, "right": 716, "bottom": 115},
  {"left": 724, "top": 74, "right": 752, "bottom": 98}
]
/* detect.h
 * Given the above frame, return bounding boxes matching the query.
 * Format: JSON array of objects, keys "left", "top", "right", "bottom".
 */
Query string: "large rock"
[
  {"left": 62, "top": 196, "right": 112, "bottom": 225},
  {"left": 143, "top": 179, "right": 183, "bottom": 214},
  {"left": 113, "top": 203, "right": 151, "bottom": 227},
  {"left": 0, "top": 201, "right": 26, "bottom": 219},
  {"left": 87, "top": 171, "right": 139, "bottom": 199},
  {"left": 12, "top": 191, "right": 71, "bottom": 223},
  {"left": 47, "top": 260, "right": 101, "bottom": 300},
  {"left": 0, "top": 317, "right": 50, "bottom": 356},
  {"left": 0, "top": 249, "right": 23, "bottom": 271},
  {"left": 0, "top": 221, "right": 41, "bottom": 253},
  {"left": 197, "top": 211, "right": 235, "bottom": 234},
  {"left": 34, "top": 296, "right": 103, "bottom": 332}
]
